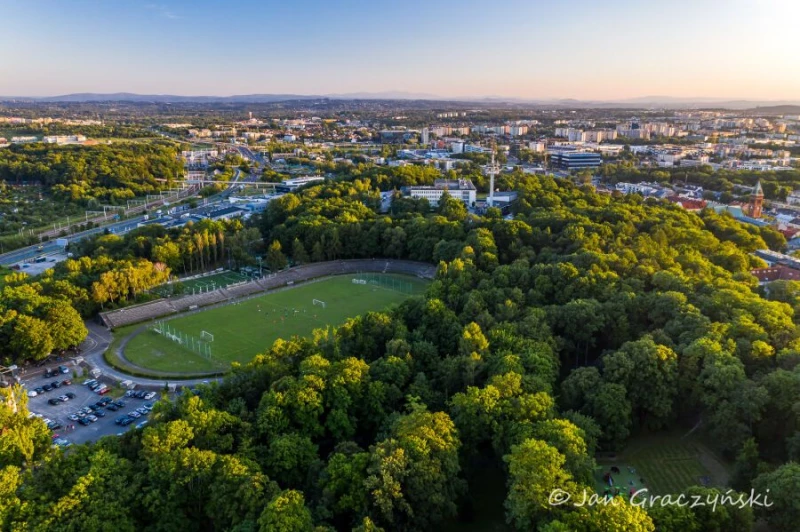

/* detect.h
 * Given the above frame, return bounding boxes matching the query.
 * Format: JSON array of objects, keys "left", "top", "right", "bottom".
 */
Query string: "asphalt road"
[{"left": 0, "top": 215, "right": 148, "bottom": 266}]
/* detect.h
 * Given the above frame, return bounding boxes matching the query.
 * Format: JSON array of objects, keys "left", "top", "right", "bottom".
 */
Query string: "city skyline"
[{"left": 2, "top": 0, "right": 800, "bottom": 101}]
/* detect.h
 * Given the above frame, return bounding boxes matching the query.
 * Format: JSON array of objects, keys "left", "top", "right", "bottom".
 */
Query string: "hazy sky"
[{"left": 2, "top": 0, "right": 799, "bottom": 100}]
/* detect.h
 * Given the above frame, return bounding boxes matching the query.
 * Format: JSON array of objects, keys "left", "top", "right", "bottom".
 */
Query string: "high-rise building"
[{"left": 421, "top": 128, "right": 430, "bottom": 145}]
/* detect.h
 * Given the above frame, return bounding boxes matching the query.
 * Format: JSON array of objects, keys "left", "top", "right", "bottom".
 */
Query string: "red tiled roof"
[
  {"left": 666, "top": 195, "right": 707, "bottom": 211},
  {"left": 750, "top": 265, "right": 800, "bottom": 282}
]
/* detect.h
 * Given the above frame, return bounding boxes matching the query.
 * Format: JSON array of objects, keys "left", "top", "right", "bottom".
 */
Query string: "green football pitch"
[
  {"left": 151, "top": 270, "right": 251, "bottom": 297},
  {"left": 122, "top": 274, "right": 428, "bottom": 373}
]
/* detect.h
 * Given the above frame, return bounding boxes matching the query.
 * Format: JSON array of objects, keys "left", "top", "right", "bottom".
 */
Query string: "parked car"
[
  {"left": 51, "top": 381, "right": 62, "bottom": 389},
  {"left": 81, "top": 406, "right": 93, "bottom": 414},
  {"left": 77, "top": 418, "right": 90, "bottom": 426},
  {"left": 114, "top": 400, "right": 125, "bottom": 408},
  {"left": 27, "top": 389, "right": 38, "bottom": 398},
  {"left": 62, "top": 379, "right": 72, "bottom": 386},
  {"left": 135, "top": 420, "right": 148, "bottom": 429},
  {"left": 144, "top": 392, "right": 156, "bottom": 400},
  {"left": 120, "top": 417, "right": 135, "bottom": 427},
  {"left": 114, "top": 416, "right": 129, "bottom": 425},
  {"left": 68, "top": 414, "right": 79, "bottom": 421},
  {"left": 135, "top": 391, "right": 147, "bottom": 399},
  {"left": 93, "top": 409, "right": 106, "bottom": 418},
  {"left": 48, "top": 398, "right": 61, "bottom": 405},
  {"left": 107, "top": 404, "right": 119, "bottom": 412},
  {"left": 83, "top": 379, "right": 96, "bottom": 386},
  {"left": 86, "top": 415, "right": 98, "bottom": 423},
  {"left": 43, "top": 384, "right": 53, "bottom": 392},
  {"left": 125, "top": 390, "right": 135, "bottom": 398},
  {"left": 58, "top": 395, "right": 69, "bottom": 402},
  {"left": 128, "top": 411, "right": 141, "bottom": 419},
  {"left": 58, "top": 365, "right": 69, "bottom": 374},
  {"left": 44, "top": 369, "right": 56, "bottom": 378},
  {"left": 98, "top": 397, "right": 112, "bottom": 406},
  {"left": 34, "top": 387, "right": 45, "bottom": 394},
  {"left": 65, "top": 392, "right": 76, "bottom": 399},
  {"left": 143, "top": 402, "right": 154, "bottom": 411},
  {"left": 136, "top": 407, "right": 149, "bottom": 415},
  {"left": 98, "top": 387, "right": 111, "bottom": 395}
]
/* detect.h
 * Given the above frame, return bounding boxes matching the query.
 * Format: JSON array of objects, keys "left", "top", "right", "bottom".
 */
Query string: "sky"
[{"left": 1, "top": 0, "right": 799, "bottom": 101}]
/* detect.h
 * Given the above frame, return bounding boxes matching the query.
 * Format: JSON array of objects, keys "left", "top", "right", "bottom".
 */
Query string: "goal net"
[
  {"left": 312, "top": 299, "right": 326, "bottom": 308},
  {"left": 201, "top": 331, "right": 215, "bottom": 342},
  {"left": 152, "top": 321, "right": 216, "bottom": 362}
]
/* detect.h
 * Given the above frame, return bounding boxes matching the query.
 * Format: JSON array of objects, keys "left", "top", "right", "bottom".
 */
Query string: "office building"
[
  {"left": 552, "top": 151, "right": 601, "bottom": 169},
  {"left": 405, "top": 179, "right": 477, "bottom": 206}
]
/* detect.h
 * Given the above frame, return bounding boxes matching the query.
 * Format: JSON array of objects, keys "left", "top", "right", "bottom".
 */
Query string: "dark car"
[
  {"left": 34, "top": 387, "right": 45, "bottom": 394},
  {"left": 49, "top": 422, "right": 63, "bottom": 430},
  {"left": 114, "top": 416, "right": 129, "bottom": 425},
  {"left": 135, "top": 391, "right": 147, "bottom": 399},
  {"left": 51, "top": 381, "right": 62, "bottom": 389},
  {"left": 77, "top": 418, "right": 90, "bottom": 426},
  {"left": 120, "top": 417, "right": 135, "bottom": 427},
  {"left": 94, "top": 401, "right": 106, "bottom": 409},
  {"left": 99, "top": 397, "right": 112, "bottom": 406},
  {"left": 114, "top": 400, "right": 125, "bottom": 408},
  {"left": 107, "top": 404, "right": 119, "bottom": 412},
  {"left": 48, "top": 398, "right": 61, "bottom": 405},
  {"left": 65, "top": 392, "right": 76, "bottom": 399},
  {"left": 43, "top": 384, "right": 54, "bottom": 392},
  {"left": 43, "top": 369, "right": 56, "bottom": 378},
  {"left": 93, "top": 410, "right": 106, "bottom": 418}
]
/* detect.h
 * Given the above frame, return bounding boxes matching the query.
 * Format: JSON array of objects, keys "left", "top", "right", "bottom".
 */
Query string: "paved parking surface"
[{"left": 23, "top": 366, "right": 152, "bottom": 445}]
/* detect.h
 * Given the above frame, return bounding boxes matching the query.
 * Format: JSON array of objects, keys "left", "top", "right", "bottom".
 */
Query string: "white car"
[
  {"left": 27, "top": 390, "right": 38, "bottom": 398},
  {"left": 128, "top": 411, "right": 141, "bottom": 419},
  {"left": 58, "top": 395, "right": 69, "bottom": 402},
  {"left": 144, "top": 392, "right": 156, "bottom": 400}
]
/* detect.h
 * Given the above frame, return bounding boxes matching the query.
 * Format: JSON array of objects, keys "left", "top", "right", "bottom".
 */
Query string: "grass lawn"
[
  {"left": 151, "top": 270, "right": 251, "bottom": 297},
  {"left": 595, "top": 431, "right": 730, "bottom": 498},
  {"left": 123, "top": 274, "right": 428, "bottom": 373}
]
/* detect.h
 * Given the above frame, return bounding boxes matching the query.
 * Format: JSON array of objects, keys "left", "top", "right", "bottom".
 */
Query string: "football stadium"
[{"left": 117, "top": 272, "right": 428, "bottom": 374}]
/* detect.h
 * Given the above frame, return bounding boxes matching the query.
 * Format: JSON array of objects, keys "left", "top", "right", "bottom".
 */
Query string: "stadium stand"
[{"left": 99, "top": 259, "right": 436, "bottom": 329}]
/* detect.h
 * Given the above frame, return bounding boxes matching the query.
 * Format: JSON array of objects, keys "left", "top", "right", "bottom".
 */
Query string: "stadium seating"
[{"left": 100, "top": 260, "right": 436, "bottom": 328}]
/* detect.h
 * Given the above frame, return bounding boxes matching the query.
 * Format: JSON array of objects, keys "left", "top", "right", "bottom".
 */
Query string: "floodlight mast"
[{"left": 483, "top": 141, "right": 500, "bottom": 208}]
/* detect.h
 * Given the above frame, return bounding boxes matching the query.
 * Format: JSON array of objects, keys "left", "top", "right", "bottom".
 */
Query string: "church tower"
[{"left": 750, "top": 180, "right": 764, "bottom": 218}]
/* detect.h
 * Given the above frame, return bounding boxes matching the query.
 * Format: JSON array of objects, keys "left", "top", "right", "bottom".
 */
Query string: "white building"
[{"left": 406, "top": 178, "right": 477, "bottom": 206}]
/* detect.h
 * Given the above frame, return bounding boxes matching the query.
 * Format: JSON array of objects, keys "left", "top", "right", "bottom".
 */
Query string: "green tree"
[{"left": 266, "top": 239, "right": 287, "bottom": 272}]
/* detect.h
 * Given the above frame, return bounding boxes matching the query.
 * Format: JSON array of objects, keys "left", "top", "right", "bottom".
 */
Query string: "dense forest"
[
  {"left": 0, "top": 142, "right": 184, "bottom": 202},
  {"left": 3, "top": 171, "right": 800, "bottom": 530}
]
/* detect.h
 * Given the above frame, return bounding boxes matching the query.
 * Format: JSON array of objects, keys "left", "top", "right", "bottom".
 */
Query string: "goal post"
[
  {"left": 201, "top": 331, "right": 215, "bottom": 342},
  {"left": 312, "top": 299, "right": 326, "bottom": 309}
]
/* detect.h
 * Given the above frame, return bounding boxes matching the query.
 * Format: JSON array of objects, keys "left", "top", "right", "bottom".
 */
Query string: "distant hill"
[
  {"left": 2, "top": 93, "right": 800, "bottom": 110},
  {"left": 744, "top": 105, "right": 800, "bottom": 115}
]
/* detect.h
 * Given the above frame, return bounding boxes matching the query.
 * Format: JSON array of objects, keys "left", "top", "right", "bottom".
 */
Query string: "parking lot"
[{"left": 23, "top": 365, "right": 156, "bottom": 445}]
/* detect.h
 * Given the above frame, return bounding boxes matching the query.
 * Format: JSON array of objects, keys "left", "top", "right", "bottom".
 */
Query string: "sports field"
[
  {"left": 595, "top": 432, "right": 730, "bottom": 498},
  {"left": 123, "top": 274, "right": 428, "bottom": 373},
  {"left": 151, "top": 270, "right": 251, "bottom": 297}
]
